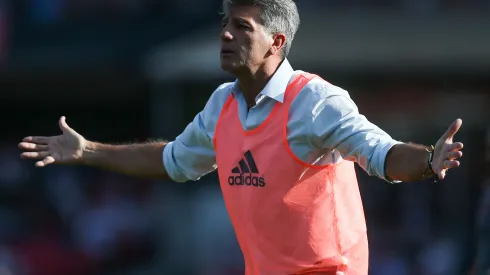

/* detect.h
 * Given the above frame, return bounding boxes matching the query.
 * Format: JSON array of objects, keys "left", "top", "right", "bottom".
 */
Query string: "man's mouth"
[{"left": 221, "top": 49, "right": 234, "bottom": 54}]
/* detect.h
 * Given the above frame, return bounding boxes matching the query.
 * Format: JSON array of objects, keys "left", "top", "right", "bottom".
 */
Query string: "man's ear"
[{"left": 270, "top": 33, "right": 286, "bottom": 56}]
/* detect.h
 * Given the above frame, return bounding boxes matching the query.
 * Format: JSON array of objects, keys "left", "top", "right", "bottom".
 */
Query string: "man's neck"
[{"left": 237, "top": 59, "right": 282, "bottom": 107}]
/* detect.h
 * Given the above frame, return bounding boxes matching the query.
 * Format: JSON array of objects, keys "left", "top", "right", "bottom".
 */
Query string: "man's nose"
[{"left": 221, "top": 29, "right": 233, "bottom": 41}]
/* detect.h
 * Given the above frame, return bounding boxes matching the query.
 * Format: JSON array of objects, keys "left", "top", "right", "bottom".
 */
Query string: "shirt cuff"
[
  {"left": 374, "top": 140, "right": 404, "bottom": 184},
  {"left": 163, "top": 141, "right": 191, "bottom": 183}
]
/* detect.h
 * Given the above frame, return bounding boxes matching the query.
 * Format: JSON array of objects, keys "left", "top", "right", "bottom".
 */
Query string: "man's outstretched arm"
[
  {"left": 309, "top": 88, "right": 463, "bottom": 183},
  {"left": 82, "top": 141, "right": 169, "bottom": 179},
  {"left": 385, "top": 119, "right": 464, "bottom": 182},
  {"left": 19, "top": 116, "right": 169, "bottom": 179},
  {"left": 20, "top": 85, "right": 228, "bottom": 181}
]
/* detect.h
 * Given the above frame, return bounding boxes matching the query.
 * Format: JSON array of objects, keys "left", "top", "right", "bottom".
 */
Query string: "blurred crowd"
[
  {"left": 0, "top": 0, "right": 489, "bottom": 65},
  {"left": 0, "top": 1, "right": 487, "bottom": 275},
  {"left": 0, "top": 0, "right": 490, "bottom": 27},
  {"left": 0, "top": 143, "right": 158, "bottom": 275}
]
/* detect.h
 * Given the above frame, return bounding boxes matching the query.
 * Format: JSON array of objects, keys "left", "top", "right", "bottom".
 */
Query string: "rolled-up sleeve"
[
  {"left": 163, "top": 83, "right": 233, "bottom": 182},
  {"left": 310, "top": 85, "right": 402, "bottom": 182}
]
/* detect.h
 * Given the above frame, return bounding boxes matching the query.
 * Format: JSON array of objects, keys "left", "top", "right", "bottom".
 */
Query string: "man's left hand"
[{"left": 432, "top": 118, "right": 464, "bottom": 180}]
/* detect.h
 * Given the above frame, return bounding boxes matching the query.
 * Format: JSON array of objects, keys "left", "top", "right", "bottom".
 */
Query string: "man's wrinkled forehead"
[{"left": 222, "top": 4, "right": 264, "bottom": 25}]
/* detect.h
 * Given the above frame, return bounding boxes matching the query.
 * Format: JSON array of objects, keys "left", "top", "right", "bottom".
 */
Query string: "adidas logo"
[{"left": 228, "top": 150, "right": 266, "bottom": 187}]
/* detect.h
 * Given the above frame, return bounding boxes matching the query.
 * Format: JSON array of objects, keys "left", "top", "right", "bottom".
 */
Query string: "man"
[{"left": 19, "top": 0, "right": 464, "bottom": 274}]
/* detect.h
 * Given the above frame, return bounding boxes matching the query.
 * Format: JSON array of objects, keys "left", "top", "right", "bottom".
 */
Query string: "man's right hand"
[{"left": 19, "top": 116, "right": 87, "bottom": 167}]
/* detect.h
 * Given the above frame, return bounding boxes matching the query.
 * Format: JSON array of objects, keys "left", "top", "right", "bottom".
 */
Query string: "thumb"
[
  {"left": 59, "top": 116, "right": 73, "bottom": 134},
  {"left": 443, "top": 118, "right": 463, "bottom": 141}
]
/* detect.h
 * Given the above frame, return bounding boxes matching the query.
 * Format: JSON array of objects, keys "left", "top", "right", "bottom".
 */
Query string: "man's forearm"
[
  {"left": 385, "top": 143, "right": 433, "bottom": 182},
  {"left": 82, "top": 141, "right": 169, "bottom": 179}
]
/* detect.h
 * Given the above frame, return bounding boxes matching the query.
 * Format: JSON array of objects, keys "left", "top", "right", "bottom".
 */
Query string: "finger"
[
  {"left": 447, "top": 142, "right": 464, "bottom": 152},
  {"left": 443, "top": 118, "right": 463, "bottom": 141},
  {"left": 437, "top": 160, "right": 461, "bottom": 180},
  {"left": 20, "top": 151, "right": 51, "bottom": 160},
  {"left": 35, "top": 156, "right": 55, "bottom": 168},
  {"left": 444, "top": 160, "right": 460, "bottom": 169},
  {"left": 438, "top": 170, "right": 446, "bottom": 181},
  {"left": 18, "top": 142, "right": 49, "bottom": 151},
  {"left": 59, "top": 116, "right": 73, "bottom": 133},
  {"left": 22, "top": 136, "right": 50, "bottom": 145},
  {"left": 446, "top": 151, "right": 463, "bottom": 160}
]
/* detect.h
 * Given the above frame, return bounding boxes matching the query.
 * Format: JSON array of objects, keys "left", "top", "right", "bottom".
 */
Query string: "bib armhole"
[
  {"left": 282, "top": 73, "right": 335, "bottom": 169},
  {"left": 213, "top": 94, "right": 234, "bottom": 152}
]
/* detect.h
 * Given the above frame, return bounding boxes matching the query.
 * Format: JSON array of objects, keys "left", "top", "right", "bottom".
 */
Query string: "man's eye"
[{"left": 238, "top": 23, "right": 252, "bottom": 30}]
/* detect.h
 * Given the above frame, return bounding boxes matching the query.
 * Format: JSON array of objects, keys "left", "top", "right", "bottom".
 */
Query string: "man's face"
[{"left": 220, "top": 5, "right": 273, "bottom": 74}]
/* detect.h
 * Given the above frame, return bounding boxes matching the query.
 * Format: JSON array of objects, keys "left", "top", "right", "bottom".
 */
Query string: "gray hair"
[{"left": 222, "top": 0, "right": 300, "bottom": 58}]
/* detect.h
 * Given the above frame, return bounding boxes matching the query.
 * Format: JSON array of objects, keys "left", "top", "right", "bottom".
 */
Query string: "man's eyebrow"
[
  {"left": 221, "top": 16, "right": 255, "bottom": 29},
  {"left": 237, "top": 18, "right": 252, "bottom": 25}
]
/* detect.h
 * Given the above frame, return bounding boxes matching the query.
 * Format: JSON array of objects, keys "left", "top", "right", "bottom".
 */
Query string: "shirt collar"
[{"left": 232, "top": 58, "right": 295, "bottom": 103}]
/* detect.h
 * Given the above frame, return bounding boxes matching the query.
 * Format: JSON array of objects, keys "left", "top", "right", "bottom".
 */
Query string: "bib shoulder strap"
[{"left": 283, "top": 72, "right": 318, "bottom": 105}]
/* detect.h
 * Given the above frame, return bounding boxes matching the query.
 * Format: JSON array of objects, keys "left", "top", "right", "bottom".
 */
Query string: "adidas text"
[{"left": 228, "top": 173, "right": 266, "bottom": 187}]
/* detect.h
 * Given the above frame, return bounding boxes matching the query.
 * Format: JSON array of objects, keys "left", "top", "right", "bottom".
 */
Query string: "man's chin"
[{"left": 220, "top": 61, "right": 237, "bottom": 74}]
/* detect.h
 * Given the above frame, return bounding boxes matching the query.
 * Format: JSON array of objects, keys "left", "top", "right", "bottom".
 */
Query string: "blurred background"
[{"left": 0, "top": 0, "right": 489, "bottom": 274}]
